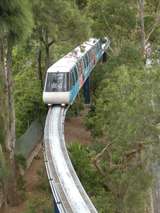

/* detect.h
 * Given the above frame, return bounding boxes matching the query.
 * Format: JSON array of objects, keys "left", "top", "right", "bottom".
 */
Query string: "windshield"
[{"left": 45, "top": 72, "right": 68, "bottom": 92}]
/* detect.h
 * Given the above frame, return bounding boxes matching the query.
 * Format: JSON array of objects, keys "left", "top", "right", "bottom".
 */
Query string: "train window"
[
  {"left": 86, "top": 53, "right": 89, "bottom": 66},
  {"left": 70, "top": 72, "right": 73, "bottom": 87},
  {"left": 66, "top": 72, "right": 70, "bottom": 91},
  {"left": 70, "top": 70, "right": 75, "bottom": 87},
  {"left": 88, "top": 50, "right": 92, "bottom": 62},
  {"left": 98, "top": 42, "right": 101, "bottom": 50},
  {"left": 77, "top": 60, "right": 83, "bottom": 75},
  {"left": 96, "top": 43, "right": 100, "bottom": 55},
  {"left": 73, "top": 66, "right": 78, "bottom": 81},
  {"left": 85, "top": 55, "right": 89, "bottom": 67},
  {"left": 45, "top": 72, "right": 68, "bottom": 92},
  {"left": 88, "top": 49, "right": 95, "bottom": 65},
  {"left": 83, "top": 56, "right": 87, "bottom": 69}
]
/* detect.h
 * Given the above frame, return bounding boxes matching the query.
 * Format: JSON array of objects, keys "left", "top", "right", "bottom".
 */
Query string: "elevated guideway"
[{"left": 43, "top": 106, "right": 98, "bottom": 213}]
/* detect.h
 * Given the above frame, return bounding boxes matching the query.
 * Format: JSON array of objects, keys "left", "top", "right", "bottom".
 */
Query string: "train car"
[{"left": 43, "top": 37, "right": 110, "bottom": 105}]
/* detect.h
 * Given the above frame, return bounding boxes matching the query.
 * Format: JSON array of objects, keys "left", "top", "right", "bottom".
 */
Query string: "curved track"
[{"left": 43, "top": 106, "right": 97, "bottom": 213}]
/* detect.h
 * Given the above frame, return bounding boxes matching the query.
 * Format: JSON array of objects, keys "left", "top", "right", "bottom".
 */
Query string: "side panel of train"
[{"left": 69, "top": 40, "right": 104, "bottom": 104}]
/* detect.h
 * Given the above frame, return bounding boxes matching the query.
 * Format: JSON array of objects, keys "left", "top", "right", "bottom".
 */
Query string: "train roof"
[{"left": 47, "top": 38, "right": 100, "bottom": 73}]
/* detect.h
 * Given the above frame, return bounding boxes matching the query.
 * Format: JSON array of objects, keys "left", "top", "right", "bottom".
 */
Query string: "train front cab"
[
  {"left": 43, "top": 72, "right": 70, "bottom": 105},
  {"left": 43, "top": 69, "right": 80, "bottom": 106}
]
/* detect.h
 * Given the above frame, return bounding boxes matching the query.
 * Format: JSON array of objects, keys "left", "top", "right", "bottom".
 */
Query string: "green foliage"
[
  {"left": 15, "top": 154, "right": 26, "bottom": 170},
  {"left": 32, "top": 0, "right": 90, "bottom": 44},
  {"left": 87, "top": 65, "right": 160, "bottom": 142},
  {"left": 13, "top": 40, "right": 36, "bottom": 75},
  {"left": 0, "top": 0, "right": 33, "bottom": 43},
  {"left": 1, "top": 0, "right": 160, "bottom": 211},
  {"left": 23, "top": 166, "right": 52, "bottom": 213},
  {"left": 68, "top": 142, "right": 100, "bottom": 195},
  {"left": 74, "top": 0, "right": 88, "bottom": 10},
  {"left": 68, "top": 141, "right": 153, "bottom": 212},
  {"left": 92, "top": 67, "right": 158, "bottom": 140},
  {"left": 14, "top": 68, "right": 45, "bottom": 137},
  {"left": 89, "top": 43, "right": 143, "bottom": 104},
  {"left": 36, "top": 168, "right": 50, "bottom": 193},
  {"left": 23, "top": 195, "right": 52, "bottom": 213},
  {"left": 16, "top": 174, "right": 26, "bottom": 202},
  {"left": 143, "top": 0, "right": 160, "bottom": 43},
  {"left": 113, "top": 44, "right": 144, "bottom": 67},
  {"left": 86, "top": 0, "right": 136, "bottom": 42},
  {"left": 85, "top": 65, "right": 160, "bottom": 212},
  {"left": 67, "top": 91, "right": 84, "bottom": 117}
]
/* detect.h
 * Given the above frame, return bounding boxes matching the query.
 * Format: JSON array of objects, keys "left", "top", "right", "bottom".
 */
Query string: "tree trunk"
[
  {"left": 45, "top": 43, "right": 50, "bottom": 71},
  {"left": 44, "top": 29, "right": 50, "bottom": 71},
  {"left": 138, "top": 0, "right": 146, "bottom": 56},
  {"left": 0, "top": 37, "right": 18, "bottom": 206},
  {"left": 37, "top": 45, "right": 43, "bottom": 90},
  {"left": 39, "top": 27, "right": 54, "bottom": 74}
]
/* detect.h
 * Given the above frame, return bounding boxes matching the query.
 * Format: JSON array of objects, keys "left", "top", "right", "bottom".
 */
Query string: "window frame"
[
  {"left": 45, "top": 72, "right": 69, "bottom": 92},
  {"left": 73, "top": 66, "right": 78, "bottom": 82}
]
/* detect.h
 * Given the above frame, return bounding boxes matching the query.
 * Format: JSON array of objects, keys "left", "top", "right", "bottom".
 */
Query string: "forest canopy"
[{"left": 0, "top": 0, "right": 160, "bottom": 212}]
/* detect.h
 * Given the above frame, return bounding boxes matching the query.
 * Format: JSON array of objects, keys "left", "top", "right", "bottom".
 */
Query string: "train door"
[
  {"left": 69, "top": 66, "right": 79, "bottom": 104},
  {"left": 73, "top": 65, "right": 79, "bottom": 95}
]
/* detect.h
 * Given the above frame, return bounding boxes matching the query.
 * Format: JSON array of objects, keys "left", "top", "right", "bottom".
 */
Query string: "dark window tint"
[
  {"left": 67, "top": 72, "right": 70, "bottom": 89},
  {"left": 86, "top": 53, "right": 89, "bottom": 66},
  {"left": 70, "top": 71, "right": 75, "bottom": 87},
  {"left": 45, "top": 72, "right": 68, "bottom": 92},
  {"left": 83, "top": 56, "right": 88, "bottom": 69},
  {"left": 73, "top": 66, "right": 78, "bottom": 81},
  {"left": 88, "top": 50, "right": 92, "bottom": 61},
  {"left": 98, "top": 42, "right": 101, "bottom": 50},
  {"left": 96, "top": 43, "right": 100, "bottom": 54}
]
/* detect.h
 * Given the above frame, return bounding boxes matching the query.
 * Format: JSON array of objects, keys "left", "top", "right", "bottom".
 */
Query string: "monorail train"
[{"left": 43, "top": 37, "right": 110, "bottom": 105}]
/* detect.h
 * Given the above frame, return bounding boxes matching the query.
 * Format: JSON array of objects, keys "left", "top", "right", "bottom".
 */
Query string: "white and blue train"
[{"left": 43, "top": 37, "right": 110, "bottom": 105}]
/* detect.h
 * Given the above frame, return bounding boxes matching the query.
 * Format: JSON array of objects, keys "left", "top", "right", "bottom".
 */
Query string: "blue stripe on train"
[{"left": 69, "top": 81, "right": 80, "bottom": 104}]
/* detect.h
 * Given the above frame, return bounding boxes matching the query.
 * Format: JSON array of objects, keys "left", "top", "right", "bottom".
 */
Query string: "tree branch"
[
  {"left": 92, "top": 143, "right": 112, "bottom": 176},
  {"left": 48, "top": 39, "right": 55, "bottom": 47},
  {"left": 145, "top": 16, "right": 160, "bottom": 44},
  {"left": 94, "top": 143, "right": 112, "bottom": 161},
  {"left": 145, "top": 1, "right": 160, "bottom": 44}
]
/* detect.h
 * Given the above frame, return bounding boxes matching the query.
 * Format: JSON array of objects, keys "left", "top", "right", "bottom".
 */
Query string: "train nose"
[{"left": 43, "top": 92, "right": 70, "bottom": 105}]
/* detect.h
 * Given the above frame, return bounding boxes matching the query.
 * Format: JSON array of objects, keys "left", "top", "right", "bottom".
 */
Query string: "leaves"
[
  {"left": 85, "top": 64, "right": 160, "bottom": 212},
  {"left": 0, "top": 0, "right": 33, "bottom": 43},
  {"left": 14, "top": 68, "right": 45, "bottom": 137}
]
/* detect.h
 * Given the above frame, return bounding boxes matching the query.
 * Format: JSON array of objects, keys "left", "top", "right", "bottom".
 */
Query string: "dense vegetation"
[{"left": 0, "top": 0, "right": 160, "bottom": 212}]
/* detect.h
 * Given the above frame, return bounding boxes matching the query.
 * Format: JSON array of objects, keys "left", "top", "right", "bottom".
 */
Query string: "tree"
[
  {"left": 137, "top": 0, "right": 160, "bottom": 56},
  {"left": 86, "top": 0, "right": 136, "bottom": 47},
  {"left": 86, "top": 0, "right": 160, "bottom": 58},
  {"left": 14, "top": 68, "right": 44, "bottom": 137},
  {"left": 32, "top": 0, "right": 91, "bottom": 84},
  {"left": 86, "top": 66, "right": 160, "bottom": 212},
  {"left": 0, "top": 0, "right": 33, "bottom": 205},
  {"left": 138, "top": 0, "right": 146, "bottom": 55}
]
